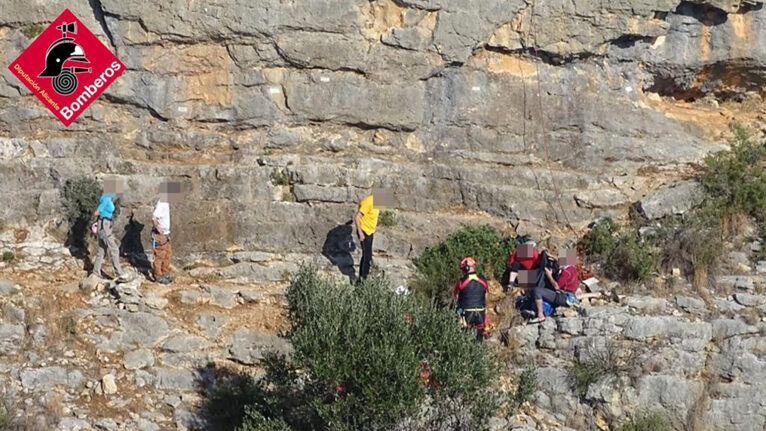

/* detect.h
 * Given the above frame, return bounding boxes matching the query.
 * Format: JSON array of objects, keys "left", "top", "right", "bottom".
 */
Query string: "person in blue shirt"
[{"left": 92, "top": 192, "right": 130, "bottom": 282}]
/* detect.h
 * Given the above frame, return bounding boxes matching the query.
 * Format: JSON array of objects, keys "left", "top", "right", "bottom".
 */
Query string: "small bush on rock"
[
  {"left": 1, "top": 252, "right": 14, "bottom": 263},
  {"left": 582, "top": 218, "right": 617, "bottom": 261},
  {"left": 617, "top": 412, "right": 671, "bottom": 431},
  {"left": 582, "top": 219, "right": 657, "bottom": 283},
  {"left": 378, "top": 209, "right": 397, "bottom": 227},
  {"left": 512, "top": 366, "right": 537, "bottom": 409},
  {"left": 60, "top": 177, "right": 102, "bottom": 250},
  {"left": 568, "top": 358, "right": 604, "bottom": 399},
  {"left": 0, "top": 406, "right": 11, "bottom": 431},
  {"left": 604, "top": 230, "right": 656, "bottom": 282},
  {"left": 411, "top": 225, "right": 516, "bottom": 305},
  {"left": 701, "top": 124, "right": 766, "bottom": 236},
  {"left": 239, "top": 266, "right": 502, "bottom": 430},
  {"left": 270, "top": 170, "right": 290, "bottom": 186}
]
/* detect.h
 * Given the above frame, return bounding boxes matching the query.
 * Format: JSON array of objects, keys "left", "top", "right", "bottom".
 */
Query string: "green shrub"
[
  {"left": 701, "top": 124, "right": 766, "bottom": 235},
  {"left": 604, "top": 230, "right": 656, "bottom": 282},
  {"left": 240, "top": 266, "right": 502, "bottom": 430},
  {"left": 617, "top": 412, "right": 671, "bottom": 431},
  {"left": 378, "top": 209, "right": 397, "bottom": 227},
  {"left": 512, "top": 366, "right": 537, "bottom": 409},
  {"left": 60, "top": 177, "right": 102, "bottom": 250},
  {"left": 199, "top": 365, "right": 262, "bottom": 431},
  {"left": 568, "top": 358, "right": 604, "bottom": 399},
  {"left": 0, "top": 406, "right": 12, "bottom": 431},
  {"left": 238, "top": 408, "right": 291, "bottom": 431},
  {"left": 270, "top": 170, "right": 290, "bottom": 186},
  {"left": 411, "top": 225, "right": 516, "bottom": 305},
  {"left": 582, "top": 218, "right": 617, "bottom": 261},
  {"left": 1, "top": 252, "right": 14, "bottom": 263},
  {"left": 654, "top": 207, "right": 722, "bottom": 287},
  {"left": 21, "top": 24, "right": 44, "bottom": 39},
  {"left": 582, "top": 217, "right": 657, "bottom": 283}
]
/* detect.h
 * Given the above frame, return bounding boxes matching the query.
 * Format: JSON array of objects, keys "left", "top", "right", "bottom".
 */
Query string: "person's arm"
[
  {"left": 354, "top": 210, "right": 365, "bottom": 242},
  {"left": 152, "top": 215, "right": 161, "bottom": 232},
  {"left": 545, "top": 268, "right": 559, "bottom": 290}
]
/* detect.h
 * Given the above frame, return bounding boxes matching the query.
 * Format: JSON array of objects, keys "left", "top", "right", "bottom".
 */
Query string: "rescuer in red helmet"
[{"left": 454, "top": 257, "right": 491, "bottom": 342}]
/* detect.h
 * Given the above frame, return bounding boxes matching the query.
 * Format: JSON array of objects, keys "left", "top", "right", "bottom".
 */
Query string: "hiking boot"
[
  {"left": 528, "top": 317, "right": 546, "bottom": 324},
  {"left": 115, "top": 273, "right": 132, "bottom": 283},
  {"left": 156, "top": 275, "right": 171, "bottom": 284}
]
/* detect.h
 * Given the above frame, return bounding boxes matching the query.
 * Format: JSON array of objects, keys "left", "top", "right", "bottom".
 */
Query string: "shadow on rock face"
[
  {"left": 322, "top": 221, "right": 357, "bottom": 283},
  {"left": 119, "top": 212, "right": 151, "bottom": 276}
]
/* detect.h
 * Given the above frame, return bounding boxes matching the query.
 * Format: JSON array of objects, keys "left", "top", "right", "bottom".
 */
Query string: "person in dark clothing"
[{"left": 454, "top": 257, "right": 490, "bottom": 342}]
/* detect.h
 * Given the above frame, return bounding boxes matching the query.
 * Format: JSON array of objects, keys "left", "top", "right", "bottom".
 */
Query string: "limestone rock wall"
[{"left": 1, "top": 0, "right": 764, "bottom": 276}]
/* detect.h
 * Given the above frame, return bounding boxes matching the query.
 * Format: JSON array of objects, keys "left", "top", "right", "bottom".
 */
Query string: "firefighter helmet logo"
[
  {"left": 7, "top": 9, "right": 124, "bottom": 126},
  {"left": 38, "top": 22, "right": 92, "bottom": 95}
]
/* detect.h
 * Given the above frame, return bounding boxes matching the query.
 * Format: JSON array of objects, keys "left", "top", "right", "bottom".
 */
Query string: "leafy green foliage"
[
  {"left": 378, "top": 210, "right": 397, "bottom": 227},
  {"left": 0, "top": 406, "right": 11, "bottom": 431},
  {"left": 512, "top": 366, "right": 537, "bottom": 409},
  {"left": 617, "top": 412, "right": 671, "bottom": 431},
  {"left": 582, "top": 218, "right": 617, "bottom": 261},
  {"left": 60, "top": 177, "right": 102, "bottom": 250},
  {"left": 240, "top": 266, "right": 502, "bottom": 430},
  {"left": 199, "top": 365, "right": 263, "bottom": 431},
  {"left": 411, "top": 225, "right": 516, "bottom": 304},
  {"left": 270, "top": 170, "right": 290, "bottom": 186},
  {"left": 238, "top": 408, "right": 292, "bottom": 431},
  {"left": 1, "top": 252, "right": 14, "bottom": 263},
  {"left": 604, "top": 230, "right": 656, "bottom": 282},
  {"left": 654, "top": 206, "right": 722, "bottom": 283},
  {"left": 582, "top": 218, "right": 656, "bottom": 282},
  {"left": 701, "top": 124, "right": 766, "bottom": 235},
  {"left": 626, "top": 125, "right": 763, "bottom": 287},
  {"left": 568, "top": 358, "right": 604, "bottom": 399}
]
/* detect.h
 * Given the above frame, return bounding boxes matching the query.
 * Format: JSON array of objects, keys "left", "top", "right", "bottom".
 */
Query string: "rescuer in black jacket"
[{"left": 454, "top": 257, "right": 490, "bottom": 342}]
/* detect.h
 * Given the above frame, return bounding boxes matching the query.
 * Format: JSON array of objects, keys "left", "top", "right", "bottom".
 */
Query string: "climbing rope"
[{"left": 526, "top": 0, "right": 576, "bottom": 235}]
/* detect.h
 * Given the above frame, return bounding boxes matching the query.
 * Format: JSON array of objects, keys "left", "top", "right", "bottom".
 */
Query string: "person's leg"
[
  {"left": 359, "top": 233, "right": 374, "bottom": 281},
  {"left": 153, "top": 234, "right": 169, "bottom": 279},
  {"left": 532, "top": 287, "right": 556, "bottom": 320},
  {"left": 152, "top": 245, "right": 162, "bottom": 280},
  {"left": 506, "top": 262, "right": 523, "bottom": 286},
  {"left": 92, "top": 238, "right": 106, "bottom": 277},
  {"left": 103, "top": 221, "right": 125, "bottom": 276},
  {"left": 475, "top": 312, "right": 486, "bottom": 342},
  {"left": 163, "top": 240, "right": 172, "bottom": 276}
]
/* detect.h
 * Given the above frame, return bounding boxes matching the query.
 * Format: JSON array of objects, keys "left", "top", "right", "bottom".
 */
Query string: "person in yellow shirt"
[{"left": 354, "top": 188, "right": 393, "bottom": 282}]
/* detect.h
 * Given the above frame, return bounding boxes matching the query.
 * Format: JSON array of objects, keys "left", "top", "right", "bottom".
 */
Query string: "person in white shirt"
[{"left": 152, "top": 181, "right": 178, "bottom": 284}]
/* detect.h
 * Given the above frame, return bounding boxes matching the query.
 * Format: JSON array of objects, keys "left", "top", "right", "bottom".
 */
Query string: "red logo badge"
[{"left": 7, "top": 9, "right": 124, "bottom": 127}]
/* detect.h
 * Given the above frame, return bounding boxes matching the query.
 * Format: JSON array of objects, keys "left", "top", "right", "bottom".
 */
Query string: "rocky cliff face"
[{"left": 2, "top": 0, "right": 765, "bottom": 281}]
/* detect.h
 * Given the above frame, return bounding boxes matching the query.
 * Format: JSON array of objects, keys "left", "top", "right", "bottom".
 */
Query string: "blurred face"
[
  {"left": 372, "top": 187, "right": 394, "bottom": 209},
  {"left": 517, "top": 244, "right": 534, "bottom": 259},
  {"left": 518, "top": 269, "right": 538, "bottom": 287},
  {"left": 104, "top": 176, "right": 126, "bottom": 195},
  {"left": 159, "top": 181, "right": 182, "bottom": 203},
  {"left": 558, "top": 248, "right": 577, "bottom": 266}
]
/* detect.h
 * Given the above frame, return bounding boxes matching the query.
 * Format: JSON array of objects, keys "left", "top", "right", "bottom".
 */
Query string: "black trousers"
[{"left": 359, "top": 233, "right": 374, "bottom": 280}]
